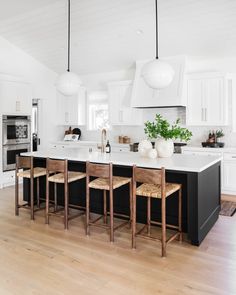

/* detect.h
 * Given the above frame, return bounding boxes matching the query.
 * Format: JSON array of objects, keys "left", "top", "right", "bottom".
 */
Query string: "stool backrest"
[
  {"left": 86, "top": 162, "right": 111, "bottom": 178},
  {"left": 133, "top": 165, "right": 165, "bottom": 185},
  {"left": 47, "top": 158, "right": 67, "bottom": 173},
  {"left": 16, "top": 155, "right": 32, "bottom": 169}
]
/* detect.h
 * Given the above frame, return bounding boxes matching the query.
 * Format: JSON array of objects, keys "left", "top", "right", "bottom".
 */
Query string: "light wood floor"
[{"left": 0, "top": 187, "right": 236, "bottom": 295}]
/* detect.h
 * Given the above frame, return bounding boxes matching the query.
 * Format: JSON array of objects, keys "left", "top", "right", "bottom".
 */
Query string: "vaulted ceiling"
[{"left": 0, "top": 0, "right": 236, "bottom": 74}]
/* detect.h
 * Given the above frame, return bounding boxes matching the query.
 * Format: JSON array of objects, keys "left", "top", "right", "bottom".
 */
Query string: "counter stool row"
[{"left": 15, "top": 155, "right": 182, "bottom": 257}]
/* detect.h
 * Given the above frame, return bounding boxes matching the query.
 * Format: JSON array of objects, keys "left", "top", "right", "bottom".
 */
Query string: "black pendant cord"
[
  {"left": 155, "top": 0, "right": 159, "bottom": 59},
  {"left": 67, "top": 0, "right": 70, "bottom": 72}
]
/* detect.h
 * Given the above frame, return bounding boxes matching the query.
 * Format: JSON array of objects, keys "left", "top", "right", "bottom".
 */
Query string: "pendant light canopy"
[
  {"left": 56, "top": 0, "right": 81, "bottom": 96},
  {"left": 142, "top": 0, "right": 174, "bottom": 89}
]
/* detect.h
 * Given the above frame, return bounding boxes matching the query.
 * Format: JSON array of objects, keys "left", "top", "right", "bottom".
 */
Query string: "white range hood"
[{"left": 131, "top": 56, "right": 187, "bottom": 108}]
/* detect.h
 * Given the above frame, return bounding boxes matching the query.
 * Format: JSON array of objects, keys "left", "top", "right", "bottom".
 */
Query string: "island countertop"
[{"left": 22, "top": 147, "right": 222, "bottom": 173}]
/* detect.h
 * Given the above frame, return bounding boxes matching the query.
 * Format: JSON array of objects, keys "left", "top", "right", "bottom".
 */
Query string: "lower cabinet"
[
  {"left": 0, "top": 170, "right": 21, "bottom": 188},
  {"left": 182, "top": 148, "right": 236, "bottom": 195},
  {"left": 222, "top": 153, "right": 236, "bottom": 194}
]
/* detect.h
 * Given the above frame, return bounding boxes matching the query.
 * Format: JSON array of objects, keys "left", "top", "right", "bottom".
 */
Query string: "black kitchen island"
[{"left": 22, "top": 148, "right": 221, "bottom": 246}]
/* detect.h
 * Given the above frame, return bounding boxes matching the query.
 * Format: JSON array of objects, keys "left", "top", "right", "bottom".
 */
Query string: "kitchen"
[{"left": 0, "top": 0, "right": 236, "bottom": 294}]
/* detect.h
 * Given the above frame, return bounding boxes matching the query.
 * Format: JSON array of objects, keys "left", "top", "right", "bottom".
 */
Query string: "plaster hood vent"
[{"left": 131, "top": 56, "right": 187, "bottom": 108}]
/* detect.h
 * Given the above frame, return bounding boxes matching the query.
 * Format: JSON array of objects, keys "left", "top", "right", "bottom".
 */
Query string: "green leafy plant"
[
  {"left": 144, "top": 114, "right": 192, "bottom": 142},
  {"left": 215, "top": 129, "right": 224, "bottom": 138}
]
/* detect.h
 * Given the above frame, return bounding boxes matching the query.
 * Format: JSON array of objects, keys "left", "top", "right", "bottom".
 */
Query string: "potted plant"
[
  {"left": 144, "top": 114, "right": 192, "bottom": 157},
  {"left": 215, "top": 129, "right": 224, "bottom": 143}
]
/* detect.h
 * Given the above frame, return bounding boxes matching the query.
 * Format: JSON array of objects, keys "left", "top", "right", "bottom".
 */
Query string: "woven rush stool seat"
[
  {"left": 48, "top": 171, "right": 86, "bottom": 184},
  {"left": 88, "top": 176, "right": 131, "bottom": 190},
  {"left": 136, "top": 183, "right": 181, "bottom": 198},
  {"left": 132, "top": 165, "right": 182, "bottom": 257},
  {"left": 46, "top": 158, "right": 86, "bottom": 230},
  {"left": 15, "top": 156, "right": 47, "bottom": 220},
  {"left": 17, "top": 167, "right": 46, "bottom": 179},
  {"left": 86, "top": 161, "right": 132, "bottom": 242}
]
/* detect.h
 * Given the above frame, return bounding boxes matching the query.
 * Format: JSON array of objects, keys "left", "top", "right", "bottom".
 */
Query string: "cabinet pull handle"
[
  {"left": 65, "top": 112, "right": 69, "bottom": 123},
  {"left": 205, "top": 108, "right": 207, "bottom": 121},
  {"left": 201, "top": 108, "right": 204, "bottom": 121},
  {"left": 231, "top": 156, "right": 236, "bottom": 158},
  {"left": 119, "top": 110, "right": 123, "bottom": 122}
]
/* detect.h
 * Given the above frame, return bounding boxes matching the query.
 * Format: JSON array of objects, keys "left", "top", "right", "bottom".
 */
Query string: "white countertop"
[
  {"left": 182, "top": 146, "right": 236, "bottom": 153},
  {"left": 51, "top": 140, "right": 130, "bottom": 148},
  {"left": 22, "top": 147, "right": 222, "bottom": 173}
]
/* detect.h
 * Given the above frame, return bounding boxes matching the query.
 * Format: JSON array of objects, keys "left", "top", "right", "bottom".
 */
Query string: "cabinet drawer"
[{"left": 223, "top": 153, "right": 236, "bottom": 161}]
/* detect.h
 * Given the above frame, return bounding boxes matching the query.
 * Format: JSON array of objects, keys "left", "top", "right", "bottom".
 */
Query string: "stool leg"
[
  {"left": 46, "top": 178, "right": 49, "bottom": 224},
  {"left": 37, "top": 177, "right": 40, "bottom": 208},
  {"left": 30, "top": 177, "right": 34, "bottom": 220},
  {"left": 132, "top": 194, "right": 136, "bottom": 249},
  {"left": 15, "top": 172, "right": 19, "bottom": 216},
  {"left": 179, "top": 187, "right": 183, "bottom": 242},
  {"left": 54, "top": 183, "right": 57, "bottom": 211},
  {"left": 64, "top": 183, "right": 68, "bottom": 230},
  {"left": 161, "top": 197, "right": 166, "bottom": 257},
  {"left": 109, "top": 189, "right": 114, "bottom": 243},
  {"left": 129, "top": 181, "right": 133, "bottom": 229},
  {"left": 103, "top": 190, "right": 107, "bottom": 224},
  {"left": 86, "top": 182, "right": 90, "bottom": 236},
  {"left": 147, "top": 197, "right": 151, "bottom": 235}
]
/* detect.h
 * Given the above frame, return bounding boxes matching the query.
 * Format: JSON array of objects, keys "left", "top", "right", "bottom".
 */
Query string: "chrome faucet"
[{"left": 101, "top": 128, "right": 107, "bottom": 153}]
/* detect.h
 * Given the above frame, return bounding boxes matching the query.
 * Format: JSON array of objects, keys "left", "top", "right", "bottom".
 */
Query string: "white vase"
[{"left": 155, "top": 138, "right": 174, "bottom": 158}]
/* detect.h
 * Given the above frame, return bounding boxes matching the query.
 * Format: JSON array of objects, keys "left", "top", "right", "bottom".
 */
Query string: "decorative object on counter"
[
  {"left": 144, "top": 114, "right": 192, "bottom": 158},
  {"left": 55, "top": 0, "right": 82, "bottom": 96},
  {"left": 142, "top": 0, "right": 174, "bottom": 89},
  {"left": 118, "top": 136, "right": 131, "bottom": 144},
  {"left": 138, "top": 140, "right": 153, "bottom": 157},
  {"left": 123, "top": 136, "right": 131, "bottom": 144},
  {"left": 202, "top": 129, "right": 225, "bottom": 148},
  {"left": 65, "top": 126, "right": 73, "bottom": 135},
  {"left": 147, "top": 148, "right": 158, "bottom": 159},
  {"left": 105, "top": 140, "right": 111, "bottom": 153}
]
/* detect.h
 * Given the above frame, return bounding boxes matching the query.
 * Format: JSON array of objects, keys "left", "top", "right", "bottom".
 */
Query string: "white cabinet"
[
  {"left": 107, "top": 80, "right": 143, "bottom": 125},
  {"left": 182, "top": 147, "right": 236, "bottom": 195},
  {"left": 0, "top": 80, "right": 32, "bottom": 115},
  {"left": 186, "top": 72, "right": 230, "bottom": 126},
  {"left": 130, "top": 56, "right": 186, "bottom": 108},
  {"left": 57, "top": 87, "right": 86, "bottom": 126},
  {"left": 222, "top": 153, "right": 236, "bottom": 193}
]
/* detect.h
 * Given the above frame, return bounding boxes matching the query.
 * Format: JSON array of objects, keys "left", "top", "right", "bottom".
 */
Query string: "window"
[{"left": 87, "top": 91, "right": 109, "bottom": 130}]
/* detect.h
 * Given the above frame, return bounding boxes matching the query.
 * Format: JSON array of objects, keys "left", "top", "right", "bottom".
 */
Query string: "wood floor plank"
[{"left": 0, "top": 186, "right": 236, "bottom": 294}]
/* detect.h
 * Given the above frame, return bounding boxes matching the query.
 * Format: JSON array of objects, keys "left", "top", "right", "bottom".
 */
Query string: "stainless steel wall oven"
[{"left": 2, "top": 115, "right": 31, "bottom": 171}]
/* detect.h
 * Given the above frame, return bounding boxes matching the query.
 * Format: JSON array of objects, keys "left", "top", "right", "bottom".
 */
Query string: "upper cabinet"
[
  {"left": 0, "top": 80, "right": 32, "bottom": 115},
  {"left": 57, "top": 87, "right": 86, "bottom": 126},
  {"left": 130, "top": 56, "right": 186, "bottom": 108},
  {"left": 107, "top": 80, "right": 143, "bottom": 125},
  {"left": 186, "top": 72, "right": 234, "bottom": 126}
]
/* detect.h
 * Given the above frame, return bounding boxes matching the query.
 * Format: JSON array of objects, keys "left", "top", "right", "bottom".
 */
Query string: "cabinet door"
[
  {"left": 57, "top": 88, "right": 86, "bottom": 126},
  {"left": 17, "top": 83, "right": 32, "bottom": 115},
  {"left": 0, "top": 81, "right": 17, "bottom": 114},
  {"left": 108, "top": 81, "right": 143, "bottom": 125},
  {"left": 0, "top": 81, "right": 31, "bottom": 115},
  {"left": 205, "top": 77, "right": 227, "bottom": 125},
  {"left": 222, "top": 161, "right": 236, "bottom": 192},
  {"left": 186, "top": 79, "right": 204, "bottom": 125}
]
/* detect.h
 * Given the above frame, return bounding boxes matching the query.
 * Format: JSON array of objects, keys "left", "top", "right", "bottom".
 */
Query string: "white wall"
[
  {"left": 69, "top": 56, "right": 236, "bottom": 147},
  {"left": 0, "top": 35, "right": 62, "bottom": 148}
]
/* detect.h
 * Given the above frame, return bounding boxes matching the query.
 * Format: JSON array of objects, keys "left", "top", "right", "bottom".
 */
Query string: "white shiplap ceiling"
[{"left": 0, "top": 0, "right": 236, "bottom": 74}]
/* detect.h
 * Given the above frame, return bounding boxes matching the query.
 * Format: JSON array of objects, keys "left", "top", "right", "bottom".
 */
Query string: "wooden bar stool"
[
  {"left": 45, "top": 158, "right": 86, "bottom": 229},
  {"left": 86, "top": 161, "right": 132, "bottom": 242},
  {"left": 132, "top": 165, "right": 182, "bottom": 257},
  {"left": 15, "top": 155, "right": 47, "bottom": 220}
]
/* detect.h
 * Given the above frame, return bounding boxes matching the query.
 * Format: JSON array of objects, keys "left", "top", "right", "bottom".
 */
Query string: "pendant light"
[
  {"left": 56, "top": 0, "right": 82, "bottom": 96},
  {"left": 142, "top": 0, "right": 174, "bottom": 89}
]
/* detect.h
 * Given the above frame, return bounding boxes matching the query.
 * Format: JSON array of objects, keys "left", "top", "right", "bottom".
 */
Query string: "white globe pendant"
[
  {"left": 56, "top": 71, "right": 82, "bottom": 96},
  {"left": 142, "top": 59, "right": 175, "bottom": 89}
]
